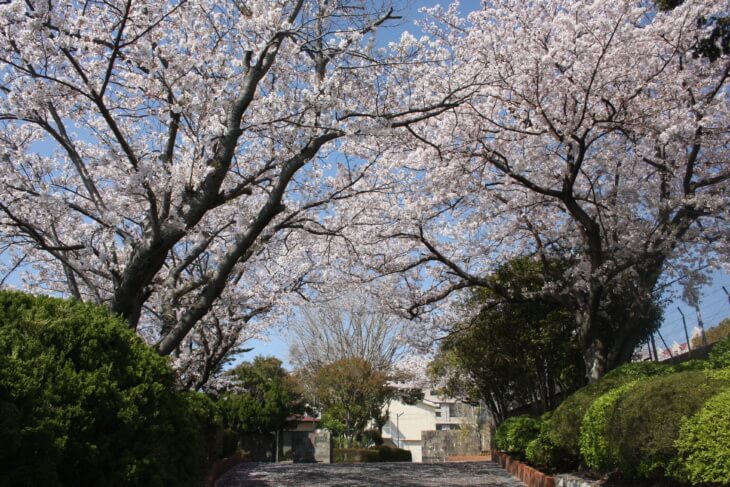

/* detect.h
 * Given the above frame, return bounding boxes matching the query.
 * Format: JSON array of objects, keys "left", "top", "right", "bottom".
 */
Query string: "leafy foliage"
[
  {"left": 494, "top": 415, "right": 542, "bottom": 460},
  {"left": 332, "top": 446, "right": 411, "bottom": 463},
  {"left": 603, "top": 370, "right": 730, "bottom": 479},
  {"left": 671, "top": 388, "right": 730, "bottom": 485},
  {"left": 219, "top": 356, "right": 304, "bottom": 434},
  {"left": 311, "top": 357, "right": 392, "bottom": 445},
  {"left": 0, "top": 290, "right": 221, "bottom": 487},
  {"left": 692, "top": 319, "right": 730, "bottom": 349},
  {"left": 545, "top": 361, "right": 673, "bottom": 464},
  {"left": 579, "top": 382, "right": 638, "bottom": 471},
  {"left": 708, "top": 335, "right": 730, "bottom": 369},
  {"left": 431, "top": 258, "right": 585, "bottom": 420}
]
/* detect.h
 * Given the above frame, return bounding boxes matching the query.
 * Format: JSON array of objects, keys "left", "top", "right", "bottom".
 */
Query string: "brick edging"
[
  {"left": 204, "top": 451, "right": 248, "bottom": 487},
  {"left": 491, "top": 450, "right": 555, "bottom": 487}
]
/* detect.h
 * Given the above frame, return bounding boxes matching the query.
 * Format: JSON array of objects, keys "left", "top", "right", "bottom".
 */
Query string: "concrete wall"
[
  {"left": 311, "top": 431, "right": 331, "bottom": 463},
  {"left": 400, "top": 440, "right": 423, "bottom": 462},
  {"left": 421, "top": 430, "right": 481, "bottom": 463},
  {"left": 286, "top": 430, "right": 331, "bottom": 463},
  {"left": 382, "top": 401, "right": 437, "bottom": 446}
]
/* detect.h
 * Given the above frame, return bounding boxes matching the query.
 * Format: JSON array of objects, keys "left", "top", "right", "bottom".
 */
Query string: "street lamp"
[{"left": 396, "top": 412, "right": 404, "bottom": 449}]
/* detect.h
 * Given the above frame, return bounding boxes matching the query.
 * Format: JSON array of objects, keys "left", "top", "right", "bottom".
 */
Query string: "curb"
[
  {"left": 205, "top": 451, "right": 248, "bottom": 487},
  {"left": 491, "top": 450, "right": 555, "bottom": 487}
]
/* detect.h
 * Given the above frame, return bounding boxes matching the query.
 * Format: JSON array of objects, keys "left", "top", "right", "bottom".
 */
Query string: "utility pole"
[
  {"left": 678, "top": 307, "right": 692, "bottom": 351},
  {"left": 650, "top": 334, "right": 659, "bottom": 361},
  {"left": 722, "top": 286, "right": 730, "bottom": 306},
  {"left": 657, "top": 329, "right": 673, "bottom": 359},
  {"left": 693, "top": 303, "right": 708, "bottom": 347}
]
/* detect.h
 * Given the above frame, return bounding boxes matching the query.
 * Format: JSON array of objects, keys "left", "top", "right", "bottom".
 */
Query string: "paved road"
[{"left": 216, "top": 461, "right": 526, "bottom": 487}]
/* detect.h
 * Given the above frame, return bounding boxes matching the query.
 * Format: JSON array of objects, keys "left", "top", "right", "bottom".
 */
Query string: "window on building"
[
  {"left": 449, "top": 404, "right": 460, "bottom": 418},
  {"left": 435, "top": 410, "right": 441, "bottom": 418}
]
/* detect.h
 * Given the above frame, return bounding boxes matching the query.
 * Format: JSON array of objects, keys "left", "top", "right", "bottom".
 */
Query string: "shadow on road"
[{"left": 216, "top": 461, "right": 526, "bottom": 487}]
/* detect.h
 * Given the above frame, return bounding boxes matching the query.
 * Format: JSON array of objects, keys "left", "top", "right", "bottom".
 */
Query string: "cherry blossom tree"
[
  {"left": 0, "top": 0, "right": 468, "bottom": 388},
  {"left": 338, "top": 0, "right": 730, "bottom": 381},
  {"left": 287, "top": 295, "right": 407, "bottom": 375}
]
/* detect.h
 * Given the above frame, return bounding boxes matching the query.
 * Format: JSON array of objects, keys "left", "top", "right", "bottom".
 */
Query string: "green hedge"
[
  {"left": 332, "top": 446, "right": 411, "bottom": 463},
  {"left": 671, "top": 388, "right": 730, "bottom": 485},
  {"left": 579, "top": 382, "right": 638, "bottom": 471},
  {"left": 528, "top": 342, "right": 730, "bottom": 481},
  {"left": 604, "top": 370, "right": 730, "bottom": 479},
  {"left": 709, "top": 336, "right": 730, "bottom": 369},
  {"left": 545, "top": 361, "right": 672, "bottom": 465},
  {"left": 0, "top": 291, "right": 230, "bottom": 487},
  {"left": 494, "top": 415, "right": 541, "bottom": 459},
  {"left": 525, "top": 411, "right": 572, "bottom": 471}
]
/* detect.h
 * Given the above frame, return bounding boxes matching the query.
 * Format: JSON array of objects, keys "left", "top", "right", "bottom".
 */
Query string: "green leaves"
[
  {"left": 671, "top": 389, "right": 730, "bottom": 485},
  {"left": 219, "top": 356, "right": 304, "bottom": 434},
  {"left": 311, "top": 357, "right": 392, "bottom": 442},
  {"left": 432, "top": 257, "right": 584, "bottom": 420},
  {"left": 494, "top": 415, "right": 541, "bottom": 459},
  {"left": 0, "top": 290, "right": 223, "bottom": 487}
]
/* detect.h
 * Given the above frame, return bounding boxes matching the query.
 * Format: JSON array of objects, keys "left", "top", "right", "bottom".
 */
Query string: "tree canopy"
[
  {"left": 430, "top": 258, "right": 586, "bottom": 421},
  {"left": 310, "top": 357, "right": 392, "bottom": 446},
  {"left": 0, "top": 0, "right": 727, "bottom": 386},
  {"left": 0, "top": 0, "right": 463, "bottom": 387},
  {"left": 336, "top": 0, "right": 729, "bottom": 381},
  {"left": 219, "top": 356, "right": 304, "bottom": 435}
]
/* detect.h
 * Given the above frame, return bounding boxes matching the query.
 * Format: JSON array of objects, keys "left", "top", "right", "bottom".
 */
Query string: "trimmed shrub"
[
  {"left": 361, "top": 429, "right": 384, "bottom": 446},
  {"left": 709, "top": 336, "right": 730, "bottom": 369},
  {"left": 375, "top": 445, "right": 412, "bottom": 462},
  {"left": 495, "top": 415, "right": 541, "bottom": 459},
  {"left": 605, "top": 370, "right": 730, "bottom": 480},
  {"left": 524, "top": 411, "right": 572, "bottom": 471},
  {"left": 176, "top": 391, "right": 238, "bottom": 467},
  {"left": 332, "top": 446, "right": 411, "bottom": 463},
  {"left": 670, "top": 388, "right": 730, "bottom": 485},
  {"left": 546, "top": 361, "right": 672, "bottom": 465},
  {"left": 673, "top": 359, "right": 711, "bottom": 372},
  {"left": 0, "top": 291, "right": 218, "bottom": 487},
  {"left": 579, "top": 382, "right": 637, "bottom": 471}
]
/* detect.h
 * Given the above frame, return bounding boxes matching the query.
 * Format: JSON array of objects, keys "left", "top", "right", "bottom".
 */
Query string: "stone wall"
[
  {"left": 311, "top": 431, "right": 331, "bottom": 463},
  {"left": 421, "top": 430, "right": 481, "bottom": 463}
]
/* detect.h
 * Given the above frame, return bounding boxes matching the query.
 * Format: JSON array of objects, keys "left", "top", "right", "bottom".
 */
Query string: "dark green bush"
[
  {"left": 495, "top": 415, "right": 541, "bottom": 459},
  {"left": 0, "top": 291, "right": 219, "bottom": 487},
  {"left": 375, "top": 445, "right": 412, "bottom": 462},
  {"left": 670, "top": 388, "right": 730, "bottom": 485},
  {"left": 603, "top": 370, "right": 730, "bottom": 480},
  {"left": 361, "top": 428, "right": 384, "bottom": 446},
  {"left": 673, "top": 359, "right": 712, "bottom": 372},
  {"left": 546, "top": 361, "right": 672, "bottom": 465},
  {"left": 525, "top": 412, "right": 572, "bottom": 471},
  {"left": 709, "top": 336, "right": 730, "bottom": 369},
  {"left": 176, "top": 391, "right": 237, "bottom": 466},
  {"left": 332, "top": 446, "right": 411, "bottom": 463}
]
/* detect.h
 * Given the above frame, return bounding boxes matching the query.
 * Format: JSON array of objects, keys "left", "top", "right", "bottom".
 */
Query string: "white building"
[{"left": 381, "top": 390, "right": 485, "bottom": 462}]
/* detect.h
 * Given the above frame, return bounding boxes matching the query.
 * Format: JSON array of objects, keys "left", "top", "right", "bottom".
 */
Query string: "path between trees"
[{"left": 215, "top": 461, "right": 526, "bottom": 487}]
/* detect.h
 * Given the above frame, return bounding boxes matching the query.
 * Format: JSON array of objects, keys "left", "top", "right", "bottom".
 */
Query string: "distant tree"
[
  {"left": 430, "top": 258, "right": 586, "bottom": 422},
  {"left": 218, "top": 356, "right": 304, "bottom": 435},
  {"left": 311, "top": 357, "right": 393, "bottom": 446},
  {"left": 692, "top": 318, "right": 730, "bottom": 348},
  {"left": 288, "top": 297, "right": 406, "bottom": 375}
]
